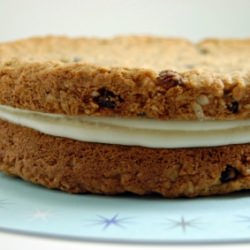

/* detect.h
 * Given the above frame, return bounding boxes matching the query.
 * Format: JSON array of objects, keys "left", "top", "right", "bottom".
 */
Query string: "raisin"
[
  {"left": 220, "top": 165, "right": 240, "bottom": 183},
  {"left": 93, "top": 87, "right": 123, "bottom": 109},
  {"left": 227, "top": 101, "right": 239, "bottom": 114},
  {"left": 241, "top": 155, "right": 249, "bottom": 165},
  {"left": 157, "top": 70, "right": 183, "bottom": 90},
  {"left": 137, "top": 112, "right": 147, "bottom": 117}
]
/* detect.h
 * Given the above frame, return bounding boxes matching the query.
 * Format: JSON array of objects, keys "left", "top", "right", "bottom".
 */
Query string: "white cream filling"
[{"left": 0, "top": 104, "right": 250, "bottom": 148}]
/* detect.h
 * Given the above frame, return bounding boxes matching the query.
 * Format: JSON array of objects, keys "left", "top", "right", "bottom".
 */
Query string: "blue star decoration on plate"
[
  {"left": 29, "top": 209, "right": 53, "bottom": 222},
  {"left": 164, "top": 216, "right": 202, "bottom": 232},
  {"left": 87, "top": 214, "right": 133, "bottom": 230}
]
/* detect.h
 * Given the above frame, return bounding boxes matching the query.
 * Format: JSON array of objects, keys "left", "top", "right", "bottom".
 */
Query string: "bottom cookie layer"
[{"left": 1, "top": 120, "right": 250, "bottom": 197}]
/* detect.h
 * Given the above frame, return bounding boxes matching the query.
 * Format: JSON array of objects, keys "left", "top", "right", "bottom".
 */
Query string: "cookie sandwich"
[{"left": 0, "top": 36, "right": 250, "bottom": 197}]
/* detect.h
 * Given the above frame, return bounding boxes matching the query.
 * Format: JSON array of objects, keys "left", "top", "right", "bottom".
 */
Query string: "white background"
[
  {"left": 0, "top": 0, "right": 250, "bottom": 42},
  {"left": 0, "top": 0, "right": 250, "bottom": 249}
]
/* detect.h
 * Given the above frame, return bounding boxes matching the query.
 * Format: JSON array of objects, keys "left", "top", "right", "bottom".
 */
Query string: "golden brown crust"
[
  {"left": 1, "top": 120, "right": 250, "bottom": 197},
  {"left": 0, "top": 36, "right": 250, "bottom": 120}
]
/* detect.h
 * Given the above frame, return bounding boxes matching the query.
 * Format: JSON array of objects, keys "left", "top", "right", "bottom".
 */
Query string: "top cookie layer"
[{"left": 0, "top": 36, "right": 250, "bottom": 120}]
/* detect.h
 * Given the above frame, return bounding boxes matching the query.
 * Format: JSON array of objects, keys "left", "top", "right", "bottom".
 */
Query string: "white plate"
[{"left": 1, "top": 173, "right": 250, "bottom": 244}]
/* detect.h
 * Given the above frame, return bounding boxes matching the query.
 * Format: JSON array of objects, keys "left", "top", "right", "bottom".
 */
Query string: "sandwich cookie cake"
[{"left": 0, "top": 36, "right": 250, "bottom": 197}]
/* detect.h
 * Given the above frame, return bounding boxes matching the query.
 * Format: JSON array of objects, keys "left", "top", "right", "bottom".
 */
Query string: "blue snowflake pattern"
[
  {"left": 87, "top": 214, "right": 133, "bottom": 230},
  {"left": 164, "top": 216, "right": 202, "bottom": 232}
]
